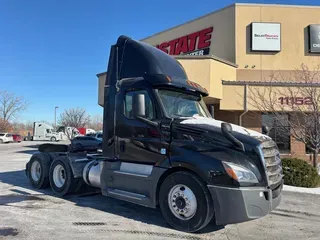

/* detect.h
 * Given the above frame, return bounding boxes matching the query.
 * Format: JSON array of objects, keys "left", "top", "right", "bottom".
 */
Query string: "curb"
[{"left": 283, "top": 185, "right": 320, "bottom": 195}]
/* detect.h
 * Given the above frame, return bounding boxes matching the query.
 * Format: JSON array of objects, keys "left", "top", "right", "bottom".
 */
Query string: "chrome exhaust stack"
[{"left": 83, "top": 160, "right": 101, "bottom": 188}]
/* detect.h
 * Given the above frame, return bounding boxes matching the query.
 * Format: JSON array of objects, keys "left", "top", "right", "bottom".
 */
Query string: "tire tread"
[{"left": 159, "top": 171, "right": 214, "bottom": 232}]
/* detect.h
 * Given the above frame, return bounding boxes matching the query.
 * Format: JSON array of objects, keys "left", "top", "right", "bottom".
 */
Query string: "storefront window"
[
  {"left": 306, "top": 143, "right": 312, "bottom": 154},
  {"left": 262, "top": 113, "right": 291, "bottom": 154}
]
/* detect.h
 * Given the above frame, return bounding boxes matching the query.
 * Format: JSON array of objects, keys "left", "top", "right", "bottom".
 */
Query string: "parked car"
[
  {"left": 0, "top": 133, "right": 13, "bottom": 143},
  {"left": 71, "top": 136, "right": 102, "bottom": 152},
  {"left": 12, "top": 134, "right": 22, "bottom": 143},
  {"left": 95, "top": 132, "right": 103, "bottom": 141},
  {"left": 86, "top": 133, "right": 96, "bottom": 137}
]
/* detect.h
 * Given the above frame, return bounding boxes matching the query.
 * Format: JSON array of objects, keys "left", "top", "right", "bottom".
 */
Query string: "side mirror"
[
  {"left": 221, "top": 122, "right": 233, "bottom": 134},
  {"left": 132, "top": 94, "right": 146, "bottom": 118},
  {"left": 131, "top": 93, "right": 158, "bottom": 128},
  {"left": 209, "top": 105, "right": 215, "bottom": 118},
  {"left": 262, "top": 125, "right": 270, "bottom": 135},
  {"left": 221, "top": 122, "right": 245, "bottom": 152}
]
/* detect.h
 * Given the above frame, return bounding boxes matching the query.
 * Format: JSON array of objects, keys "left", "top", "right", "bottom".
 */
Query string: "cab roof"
[{"left": 116, "top": 36, "right": 208, "bottom": 96}]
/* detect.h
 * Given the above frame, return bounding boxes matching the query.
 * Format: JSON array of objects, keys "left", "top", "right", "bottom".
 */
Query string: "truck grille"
[{"left": 260, "top": 140, "right": 283, "bottom": 190}]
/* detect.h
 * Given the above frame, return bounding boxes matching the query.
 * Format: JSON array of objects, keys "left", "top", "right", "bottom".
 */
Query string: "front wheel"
[
  {"left": 0, "top": 139, "right": 3, "bottom": 144},
  {"left": 50, "top": 137, "right": 56, "bottom": 142},
  {"left": 159, "top": 171, "right": 214, "bottom": 233}
]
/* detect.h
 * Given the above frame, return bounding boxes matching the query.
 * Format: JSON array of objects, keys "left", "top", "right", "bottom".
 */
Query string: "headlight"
[{"left": 222, "top": 162, "right": 258, "bottom": 183}]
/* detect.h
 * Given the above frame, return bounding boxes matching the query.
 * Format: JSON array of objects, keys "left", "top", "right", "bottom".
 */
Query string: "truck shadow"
[
  {"left": 0, "top": 170, "right": 223, "bottom": 234},
  {"left": 15, "top": 150, "right": 38, "bottom": 155},
  {"left": 12, "top": 143, "right": 41, "bottom": 155},
  {"left": 23, "top": 144, "right": 41, "bottom": 149}
]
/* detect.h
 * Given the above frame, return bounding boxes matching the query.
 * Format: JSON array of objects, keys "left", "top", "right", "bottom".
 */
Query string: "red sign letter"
[
  {"left": 168, "top": 39, "right": 179, "bottom": 55},
  {"left": 175, "top": 36, "right": 188, "bottom": 55},
  {"left": 158, "top": 42, "right": 169, "bottom": 54},
  {"left": 188, "top": 32, "right": 199, "bottom": 52},
  {"left": 198, "top": 27, "right": 213, "bottom": 49}
]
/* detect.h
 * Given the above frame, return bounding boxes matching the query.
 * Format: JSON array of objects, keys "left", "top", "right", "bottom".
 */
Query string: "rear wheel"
[
  {"left": 49, "top": 156, "right": 80, "bottom": 196},
  {"left": 159, "top": 171, "right": 214, "bottom": 233},
  {"left": 27, "top": 154, "right": 51, "bottom": 188}
]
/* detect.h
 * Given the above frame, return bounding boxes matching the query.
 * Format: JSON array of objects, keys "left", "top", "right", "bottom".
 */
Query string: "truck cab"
[
  {"left": 97, "top": 36, "right": 283, "bottom": 231},
  {"left": 26, "top": 36, "right": 283, "bottom": 233},
  {"left": 32, "top": 122, "right": 60, "bottom": 141}
]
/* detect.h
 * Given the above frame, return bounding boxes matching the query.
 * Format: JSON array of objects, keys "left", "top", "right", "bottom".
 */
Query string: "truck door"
[
  {"left": 115, "top": 88, "right": 168, "bottom": 165},
  {"left": 45, "top": 129, "right": 51, "bottom": 140}
]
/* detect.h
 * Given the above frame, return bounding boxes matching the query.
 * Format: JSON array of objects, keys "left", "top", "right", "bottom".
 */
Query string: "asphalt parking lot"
[{"left": 1, "top": 141, "right": 320, "bottom": 240}]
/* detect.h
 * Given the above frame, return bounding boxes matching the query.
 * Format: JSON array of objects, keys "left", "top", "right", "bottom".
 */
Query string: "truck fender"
[
  {"left": 154, "top": 158, "right": 210, "bottom": 207},
  {"left": 157, "top": 156, "right": 210, "bottom": 184}
]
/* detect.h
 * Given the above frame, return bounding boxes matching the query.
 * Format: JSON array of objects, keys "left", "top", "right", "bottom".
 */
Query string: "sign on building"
[
  {"left": 308, "top": 24, "right": 320, "bottom": 53},
  {"left": 251, "top": 22, "right": 281, "bottom": 52},
  {"left": 156, "top": 27, "right": 213, "bottom": 56}
]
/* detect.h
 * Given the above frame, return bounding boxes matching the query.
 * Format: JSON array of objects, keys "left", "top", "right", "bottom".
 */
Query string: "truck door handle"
[{"left": 120, "top": 141, "right": 125, "bottom": 152}]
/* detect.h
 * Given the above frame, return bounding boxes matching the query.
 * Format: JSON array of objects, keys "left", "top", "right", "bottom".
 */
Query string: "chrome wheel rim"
[
  {"left": 168, "top": 184, "right": 197, "bottom": 220},
  {"left": 31, "top": 161, "right": 41, "bottom": 182},
  {"left": 53, "top": 164, "right": 66, "bottom": 188}
]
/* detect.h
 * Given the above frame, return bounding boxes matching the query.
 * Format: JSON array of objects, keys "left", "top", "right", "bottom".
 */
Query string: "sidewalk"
[{"left": 283, "top": 185, "right": 320, "bottom": 195}]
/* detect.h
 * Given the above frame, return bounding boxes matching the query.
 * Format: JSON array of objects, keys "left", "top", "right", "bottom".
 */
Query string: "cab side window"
[{"left": 124, "top": 90, "right": 154, "bottom": 120}]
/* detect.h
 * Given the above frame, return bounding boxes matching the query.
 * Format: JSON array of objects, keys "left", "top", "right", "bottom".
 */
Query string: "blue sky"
[{"left": 0, "top": 0, "right": 319, "bottom": 123}]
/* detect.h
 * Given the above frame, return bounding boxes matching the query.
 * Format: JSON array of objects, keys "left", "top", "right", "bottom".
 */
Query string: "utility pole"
[{"left": 54, "top": 106, "right": 59, "bottom": 130}]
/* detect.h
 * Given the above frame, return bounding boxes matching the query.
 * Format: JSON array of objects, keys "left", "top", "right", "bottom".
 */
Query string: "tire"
[
  {"left": 159, "top": 171, "right": 214, "bottom": 233},
  {"left": 26, "top": 154, "right": 51, "bottom": 189},
  {"left": 50, "top": 137, "right": 56, "bottom": 142},
  {"left": 49, "top": 156, "right": 79, "bottom": 197},
  {"left": 0, "top": 139, "right": 3, "bottom": 144}
]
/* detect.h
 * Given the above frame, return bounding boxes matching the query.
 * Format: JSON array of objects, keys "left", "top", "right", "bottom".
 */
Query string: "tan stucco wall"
[
  {"left": 235, "top": 4, "right": 320, "bottom": 71},
  {"left": 220, "top": 84, "right": 320, "bottom": 111},
  {"left": 177, "top": 58, "right": 237, "bottom": 100},
  {"left": 177, "top": 59, "right": 211, "bottom": 95},
  {"left": 142, "top": 5, "right": 236, "bottom": 63},
  {"left": 220, "top": 85, "right": 245, "bottom": 110},
  {"left": 209, "top": 60, "right": 237, "bottom": 99}
]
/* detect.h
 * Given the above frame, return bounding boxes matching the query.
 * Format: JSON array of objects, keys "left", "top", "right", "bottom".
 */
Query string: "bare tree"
[
  {"left": 0, "top": 118, "right": 11, "bottom": 132},
  {"left": 87, "top": 114, "right": 103, "bottom": 131},
  {"left": 58, "top": 108, "right": 90, "bottom": 139},
  {"left": 0, "top": 90, "right": 27, "bottom": 122},
  {"left": 25, "top": 121, "right": 34, "bottom": 132},
  {"left": 246, "top": 64, "right": 320, "bottom": 168}
]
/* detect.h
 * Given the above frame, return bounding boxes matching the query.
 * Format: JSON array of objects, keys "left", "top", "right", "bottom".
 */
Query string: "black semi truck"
[{"left": 26, "top": 36, "right": 283, "bottom": 232}]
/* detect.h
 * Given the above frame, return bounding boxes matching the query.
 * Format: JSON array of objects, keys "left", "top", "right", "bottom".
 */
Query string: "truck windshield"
[{"left": 157, "top": 89, "right": 210, "bottom": 118}]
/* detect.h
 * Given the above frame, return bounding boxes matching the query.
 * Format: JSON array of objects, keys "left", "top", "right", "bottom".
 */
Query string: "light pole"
[{"left": 54, "top": 106, "right": 59, "bottom": 130}]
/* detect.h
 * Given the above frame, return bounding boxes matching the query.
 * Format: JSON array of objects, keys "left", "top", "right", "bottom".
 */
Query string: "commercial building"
[{"left": 98, "top": 3, "right": 320, "bottom": 162}]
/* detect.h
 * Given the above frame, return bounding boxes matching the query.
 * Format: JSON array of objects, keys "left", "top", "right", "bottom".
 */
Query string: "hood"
[
  {"left": 181, "top": 116, "right": 270, "bottom": 140},
  {"left": 177, "top": 115, "right": 270, "bottom": 147}
]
